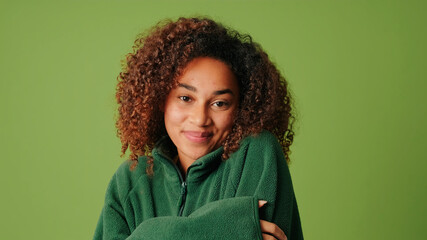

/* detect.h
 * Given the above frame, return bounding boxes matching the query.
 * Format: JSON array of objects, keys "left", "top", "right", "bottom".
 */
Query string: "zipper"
[
  {"left": 174, "top": 163, "right": 188, "bottom": 216},
  {"left": 156, "top": 149, "right": 191, "bottom": 217},
  {"left": 178, "top": 181, "right": 187, "bottom": 216}
]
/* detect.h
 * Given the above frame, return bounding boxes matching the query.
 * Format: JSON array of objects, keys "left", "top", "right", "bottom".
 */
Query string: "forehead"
[{"left": 176, "top": 57, "right": 238, "bottom": 92}]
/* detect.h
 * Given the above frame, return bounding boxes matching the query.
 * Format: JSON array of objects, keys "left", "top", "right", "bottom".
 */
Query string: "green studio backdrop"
[{"left": 1, "top": 0, "right": 426, "bottom": 239}]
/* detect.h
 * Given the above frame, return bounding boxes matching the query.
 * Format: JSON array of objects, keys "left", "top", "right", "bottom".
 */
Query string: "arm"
[
  {"left": 127, "top": 197, "right": 262, "bottom": 240},
  {"left": 94, "top": 192, "right": 263, "bottom": 240},
  {"left": 234, "top": 131, "right": 303, "bottom": 239},
  {"left": 93, "top": 161, "right": 264, "bottom": 240}
]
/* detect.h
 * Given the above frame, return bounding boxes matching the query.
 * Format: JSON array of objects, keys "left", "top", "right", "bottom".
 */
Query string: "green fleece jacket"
[{"left": 94, "top": 130, "right": 303, "bottom": 239}]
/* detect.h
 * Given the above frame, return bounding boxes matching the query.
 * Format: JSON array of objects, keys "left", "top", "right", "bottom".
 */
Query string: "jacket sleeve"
[
  {"left": 234, "top": 131, "right": 303, "bottom": 239},
  {"left": 94, "top": 185, "right": 263, "bottom": 240}
]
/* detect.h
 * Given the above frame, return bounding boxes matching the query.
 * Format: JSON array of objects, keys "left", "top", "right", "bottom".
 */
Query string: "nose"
[{"left": 189, "top": 103, "right": 211, "bottom": 127}]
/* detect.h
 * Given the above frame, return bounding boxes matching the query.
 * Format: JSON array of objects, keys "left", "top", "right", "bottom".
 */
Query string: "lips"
[{"left": 183, "top": 131, "right": 213, "bottom": 143}]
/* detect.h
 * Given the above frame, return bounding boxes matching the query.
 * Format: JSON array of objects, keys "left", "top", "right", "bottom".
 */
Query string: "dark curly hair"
[{"left": 116, "top": 17, "right": 295, "bottom": 172}]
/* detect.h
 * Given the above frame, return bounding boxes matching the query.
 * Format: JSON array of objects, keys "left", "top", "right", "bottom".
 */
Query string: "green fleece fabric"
[{"left": 94, "top": 130, "right": 303, "bottom": 239}]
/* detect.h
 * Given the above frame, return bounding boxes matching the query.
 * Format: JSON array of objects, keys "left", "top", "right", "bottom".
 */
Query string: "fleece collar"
[{"left": 152, "top": 136, "right": 223, "bottom": 183}]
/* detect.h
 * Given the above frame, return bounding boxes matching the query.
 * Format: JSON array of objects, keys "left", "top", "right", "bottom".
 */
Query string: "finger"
[
  {"left": 260, "top": 220, "right": 287, "bottom": 240},
  {"left": 258, "top": 200, "right": 267, "bottom": 208},
  {"left": 262, "top": 233, "right": 277, "bottom": 240}
]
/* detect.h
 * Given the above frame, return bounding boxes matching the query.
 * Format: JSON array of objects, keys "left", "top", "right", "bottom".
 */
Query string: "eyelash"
[
  {"left": 179, "top": 96, "right": 191, "bottom": 102},
  {"left": 178, "top": 96, "right": 230, "bottom": 108},
  {"left": 212, "top": 101, "right": 229, "bottom": 108}
]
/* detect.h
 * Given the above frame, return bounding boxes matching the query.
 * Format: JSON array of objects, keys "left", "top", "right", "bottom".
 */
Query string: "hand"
[{"left": 258, "top": 200, "right": 287, "bottom": 240}]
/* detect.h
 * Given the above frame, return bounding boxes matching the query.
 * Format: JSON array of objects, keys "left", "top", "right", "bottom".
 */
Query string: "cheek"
[
  {"left": 215, "top": 112, "right": 236, "bottom": 131},
  {"left": 164, "top": 102, "right": 186, "bottom": 127}
]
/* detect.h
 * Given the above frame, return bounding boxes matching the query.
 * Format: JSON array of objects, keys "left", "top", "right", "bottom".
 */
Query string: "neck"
[{"left": 176, "top": 154, "right": 195, "bottom": 176}]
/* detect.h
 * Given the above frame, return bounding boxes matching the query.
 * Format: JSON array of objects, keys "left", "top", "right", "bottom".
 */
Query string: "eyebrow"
[
  {"left": 178, "top": 83, "right": 235, "bottom": 96},
  {"left": 178, "top": 83, "right": 196, "bottom": 92}
]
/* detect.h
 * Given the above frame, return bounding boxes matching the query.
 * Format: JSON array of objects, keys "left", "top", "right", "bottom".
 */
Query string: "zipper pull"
[{"left": 181, "top": 181, "right": 187, "bottom": 195}]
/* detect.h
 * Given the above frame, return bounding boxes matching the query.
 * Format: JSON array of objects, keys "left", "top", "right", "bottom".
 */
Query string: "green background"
[{"left": 1, "top": 0, "right": 426, "bottom": 239}]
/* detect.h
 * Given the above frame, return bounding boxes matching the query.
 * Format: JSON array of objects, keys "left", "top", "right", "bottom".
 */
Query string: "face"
[{"left": 164, "top": 57, "right": 239, "bottom": 165}]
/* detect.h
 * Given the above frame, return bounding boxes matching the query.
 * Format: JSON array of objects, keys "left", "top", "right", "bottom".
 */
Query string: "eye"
[
  {"left": 212, "top": 101, "right": 229, "bottom": 108},
  {"left": 179, "top": 96, "right": 192, "bottom": 102}
]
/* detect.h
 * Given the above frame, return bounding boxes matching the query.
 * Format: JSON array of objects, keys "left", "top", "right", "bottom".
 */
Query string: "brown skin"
[
  {"left": 115, "top": 17, "right": 295, "bottom": 239},
  {"left": 164, "top": 57, "right": 239, "bottom": 174},
  {"left": 116, "top": 17, "right": 295, "bottom": 172},
  {"left": 259, "top": 201, "right": 287, "bottom": 240}
]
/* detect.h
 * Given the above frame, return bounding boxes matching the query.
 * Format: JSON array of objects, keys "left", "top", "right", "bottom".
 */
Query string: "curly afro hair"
[{"left": 116, "top": 17, "right": 295, "bottom": 172}]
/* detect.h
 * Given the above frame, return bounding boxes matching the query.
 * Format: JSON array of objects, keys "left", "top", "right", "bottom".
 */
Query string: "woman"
[{"left": 94, "top": 17, "right": 303, "bottom": 240}]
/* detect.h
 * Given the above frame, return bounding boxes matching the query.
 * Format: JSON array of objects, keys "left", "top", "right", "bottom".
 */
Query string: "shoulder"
[
  {"left": 225, "top": 131, "right": 292, "bottom": 195},
  {"left": 228, "top": 130, "right": 286, "bottom": 168},
  {"left": 114, "top": 156, "right": 148, "bottom": 180},
  {"left": 240, "top": 130, "right": 283, "bottom": 155},
  {"left": 241, "top": 130, "right": 280, "bottom": 144},
  {"left": 107, "top": 156, "right": 150, "bottom": 203}
]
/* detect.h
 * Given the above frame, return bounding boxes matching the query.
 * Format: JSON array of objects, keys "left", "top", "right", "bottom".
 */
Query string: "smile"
[{"left": 183, "top": 131, "right": 213, "bottom": 143}]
